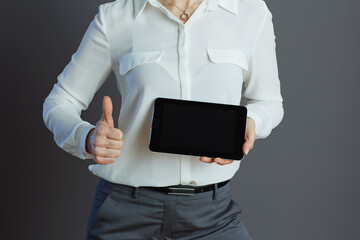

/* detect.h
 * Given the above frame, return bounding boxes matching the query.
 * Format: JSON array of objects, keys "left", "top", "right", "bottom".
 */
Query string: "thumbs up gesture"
[{"left": 85, "top": 96, "right": 124, "bottom": 164}]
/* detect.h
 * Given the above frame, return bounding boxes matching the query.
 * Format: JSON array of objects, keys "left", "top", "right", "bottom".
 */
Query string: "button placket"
[
  {"left": 178, "top": 24, "right": 191, "bottom": 185},
  {"left": 177, "top": 26, "right": 191, "bottom": 100}
]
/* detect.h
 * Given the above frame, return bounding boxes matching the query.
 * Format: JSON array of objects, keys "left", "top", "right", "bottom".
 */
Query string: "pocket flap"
[
  {"left": 119, "top": 50, "right": 164, "bottom": 75},
  {"left": 207, "top": 49, "right": 248, "bottom": 71}
]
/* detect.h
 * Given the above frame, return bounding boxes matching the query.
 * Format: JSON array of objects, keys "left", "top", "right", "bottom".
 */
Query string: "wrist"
[{"left": 85, "top": 128, "right": 95, "bottom": 154}]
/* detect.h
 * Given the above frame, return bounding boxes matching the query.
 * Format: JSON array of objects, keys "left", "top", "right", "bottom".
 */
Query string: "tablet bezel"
[{"left": 149, "top": 97, "right": 247, "bottom": 160}]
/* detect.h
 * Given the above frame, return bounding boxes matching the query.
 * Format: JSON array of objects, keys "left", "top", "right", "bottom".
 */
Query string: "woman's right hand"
[{"left": 86, "top": 96, "right": 124, "bottom": 165}]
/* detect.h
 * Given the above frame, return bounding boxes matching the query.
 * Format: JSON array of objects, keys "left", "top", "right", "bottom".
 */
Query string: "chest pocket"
[
  {"left": 119, "top": 50, "right": 164, "bottom": 75},
  {"left": 206, "top": 49, "right": 248, "bottom": 71}
]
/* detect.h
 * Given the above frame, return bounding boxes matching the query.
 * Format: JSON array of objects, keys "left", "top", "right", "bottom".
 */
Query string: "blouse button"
[{"left": 189, "top": 181, "right": 197, "bottom": 185}]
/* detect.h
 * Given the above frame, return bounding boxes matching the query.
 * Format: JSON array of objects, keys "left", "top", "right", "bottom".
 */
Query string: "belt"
[{"left": 143, "top": 180, "right": 230, "bottom": 196}]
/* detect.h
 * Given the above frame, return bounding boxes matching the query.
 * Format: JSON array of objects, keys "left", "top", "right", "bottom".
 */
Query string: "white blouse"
[{"left": 42, "top": 0, "right": 284, "bottom": 187}]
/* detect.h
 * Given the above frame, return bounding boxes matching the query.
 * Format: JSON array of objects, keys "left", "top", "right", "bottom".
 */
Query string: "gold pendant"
[{"left": 180, "top": 12, "right": 189, "bottom": 21}]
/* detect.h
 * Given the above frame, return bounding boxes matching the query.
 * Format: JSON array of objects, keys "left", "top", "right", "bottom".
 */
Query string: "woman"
[{"left": 42, "top": 0, "right": 284, "bottom": 239}]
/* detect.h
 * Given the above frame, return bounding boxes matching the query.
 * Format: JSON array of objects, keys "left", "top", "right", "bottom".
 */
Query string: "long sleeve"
[
  {"left": 242, "top": 3, "right": 284, "bottom": 139},
  {"left": 42, "top": 5, "right": 112, "bottom": 159}
]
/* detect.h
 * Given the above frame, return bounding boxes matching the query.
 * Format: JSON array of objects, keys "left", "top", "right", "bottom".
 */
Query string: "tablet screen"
[
  {"left": 149, "top": 98, "right": 247, "bottom": 160},
  {"left": 160, "top": 104, "right": 237, "bottom": 154}
]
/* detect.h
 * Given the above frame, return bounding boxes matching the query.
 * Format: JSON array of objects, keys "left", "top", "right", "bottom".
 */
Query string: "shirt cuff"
[{"left": 77, "top": 121, "right": 96, "bottom": 160}]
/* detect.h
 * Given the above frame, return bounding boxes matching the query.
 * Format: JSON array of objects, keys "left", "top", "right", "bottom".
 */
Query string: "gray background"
[{"left": 2, "top": 0, "right": 359, "bottom": 239}]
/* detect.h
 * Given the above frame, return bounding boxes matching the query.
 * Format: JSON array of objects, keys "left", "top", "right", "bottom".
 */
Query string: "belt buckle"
[{"left": 168, "top": 186, "right": 195, "bottom": 196}]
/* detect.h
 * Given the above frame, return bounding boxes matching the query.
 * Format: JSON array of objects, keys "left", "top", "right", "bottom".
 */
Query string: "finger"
[
  {"left": 214, "top": 157, "right": 233, "bottom": 165},
  {"left": 243, "top": 118, "right": 256, "bottom": 156},
  {"left": 245, "top": 128, "right": 255, "bottom": 143},
  {"left": 105, "top": 139, "right": 123, "bottom": 150},
  {"left": 245, "top": 117, "right": 256, "bottom": 140},
  {"left": 102, "top": 96, "right": 114, "bottom": 127},
  {"left": 93, "top": 156, "right": 115, "bottom": 165},
  {"left": 94, "top": 146, "right": 121, "bottom": 158},
  {"left": 200, "top": 156, "right": 214, "bottom": 163},
  {"left": 245, "top": 132, "right": 255, "bottom": 143},
  {"left": 102, "top": 148, "right": 121, "bottom": 158},
  {"left": 242, "top": 137, "right": 255, "bottom": 156},
  {"left": 106, "top": 128, "right": 123, "bottom": 141}
]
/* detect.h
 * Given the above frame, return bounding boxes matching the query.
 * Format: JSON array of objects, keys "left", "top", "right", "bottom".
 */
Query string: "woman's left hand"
[{"left": 199, "top": 117, "right": 256, "bottom": 165}]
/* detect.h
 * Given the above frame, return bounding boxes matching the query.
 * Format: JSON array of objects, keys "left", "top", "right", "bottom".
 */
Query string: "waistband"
[
  {"left": 99, "top": 178, "right": 232, "bottom": 200},
  {"left": 145, "top": 180, "right": 230, "bottom": 196}
]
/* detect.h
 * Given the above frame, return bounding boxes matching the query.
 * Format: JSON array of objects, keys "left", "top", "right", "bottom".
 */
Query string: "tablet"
[{"left": 149, "top": 97, "right": 247, "bottom": 160}]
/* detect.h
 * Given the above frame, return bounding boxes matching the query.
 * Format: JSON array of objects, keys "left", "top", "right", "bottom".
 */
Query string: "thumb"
[
  {"left": 242, "top": 140, "right": 252, "bottom": 156},
  {"left": 101, "top": 96, "right": 114, "bottom": 127},
  {"left": 243, "top": 118, "right": 255, "bottom": 156}
]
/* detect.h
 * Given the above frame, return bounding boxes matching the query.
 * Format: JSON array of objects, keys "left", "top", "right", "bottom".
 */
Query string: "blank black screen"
[{"left": 159, "top": 103, "right": 237, "bottom": 154}]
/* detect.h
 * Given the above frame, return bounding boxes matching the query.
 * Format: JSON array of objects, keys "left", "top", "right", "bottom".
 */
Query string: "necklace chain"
[{"left": 164, "top": 0, "right": 203, "bottom": 22}]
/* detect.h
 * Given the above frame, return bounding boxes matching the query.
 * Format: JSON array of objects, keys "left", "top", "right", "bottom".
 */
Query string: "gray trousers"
[{"left": 86, "top": 178, "right": 253, "bottom": 240}]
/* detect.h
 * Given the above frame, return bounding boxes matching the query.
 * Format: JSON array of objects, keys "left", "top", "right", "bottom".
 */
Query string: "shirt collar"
[
  {"left": 207, "top": 0, "right": 238, "bottom": 15},
  {"left": 134, "top": 0, "right": 238, "bottom": 20}
]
